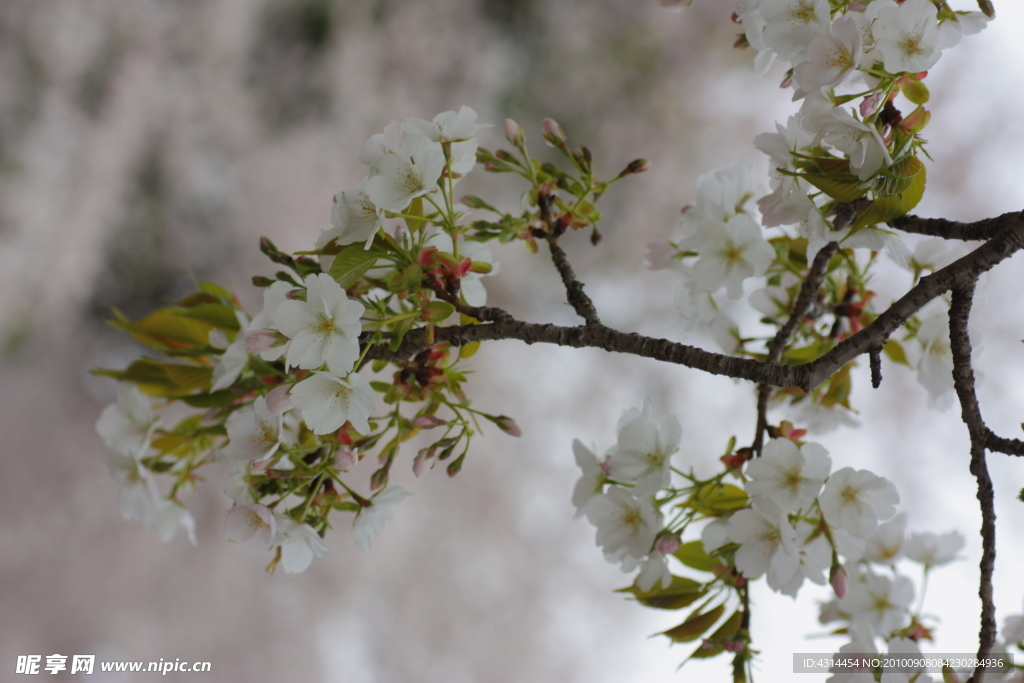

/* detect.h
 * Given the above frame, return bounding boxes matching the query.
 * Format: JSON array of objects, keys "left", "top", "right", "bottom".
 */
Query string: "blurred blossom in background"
[{"left": 1, "top": 1, "right": 1023, "bottom": 681}]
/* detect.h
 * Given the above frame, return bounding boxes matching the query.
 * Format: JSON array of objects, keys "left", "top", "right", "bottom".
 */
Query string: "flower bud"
[
  {"left": 541, "top": 117, "right": 567, "bottom": 148},
  {"left": 252, "top": 275, "right": 275, "bottom": 287},
  {"left": 503, "top": 118, "right": 524, "bottom": 147},
  {"left": 411, "top": 415, "right": 446, "bottom": 429},
  {"left": 655, "top": 534, "right": 682, "bottom": 555},
  {"left": 830, "top": 564, "right": 848, "bottom": 599},
  {"left": 622, "top": 158, "right": 650, "bottom": 175},
  {"left": 495, "top": 415, "right": 522, "bottom": 437}
]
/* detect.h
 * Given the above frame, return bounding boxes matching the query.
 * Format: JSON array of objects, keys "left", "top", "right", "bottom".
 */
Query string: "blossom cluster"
[
  {"left": 645, "top": 1, "right": 990, "bottom": 422},
  {"left": 93, "top": 107, "right": 524, "bottom": 573},
  {"left": 572, "top": 399, "right": 985, "bottom": 673}
]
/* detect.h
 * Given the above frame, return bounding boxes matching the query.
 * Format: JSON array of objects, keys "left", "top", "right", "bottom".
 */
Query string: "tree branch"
[
  {"left": 537, "top": 191, "right": 602, "bottom": 325},
  {"left": 753, "top": 242, "right": 838, "bottom": 456},
  {"left": 948, "top": 283, "right": 997, "bottom": 682},
  {"left": 890, "top": 210, "right": 1023, "bottom": 242}
]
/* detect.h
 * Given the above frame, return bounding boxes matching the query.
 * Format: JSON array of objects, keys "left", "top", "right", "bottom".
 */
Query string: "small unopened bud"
[
  {"left": 503, "top": 118, "right": 524, "bottom": 146},
  {"left": 370, "top": 467, "right": 388, "bottom": 491},
  {"left": 411, "top": 415, "right": 446, "bottom": 429},
  {"left": 655, "top": 534, "right": 682, "bottom": 555},
  {"left": 285, "top": 288, "right": 306, "bottom": 301},
  {"left": 977, "top": 0, "right": 994, "bottom": 19},
  {"left": 622, "top": 158, "right": 650, "bottom": 176},
  {"left": 860, "top": 90, "right": 884, "bottom": 117},
  {"left": 252, "top": 275, "right": 275, "bottom": 287},
  {"left": 259, "top": 236, "right": 273, "bottom": 250},
  {"left": 469, "top": 260, "right": 493, "bottom": 274},
  {"left": 412, "top": 450, "right": 430, "bottom": 477},
  {"left": 446, "top": 453, "right": 465, "bottom": 477},
  {"left": 496, "top": 416, "right": 522, "bottom": 437},
  {"left": 830, "top": 564, "right": 848, "bottom": 599},
  {"left": 541, "top": 117, "right": 567, "bottom": 148}
]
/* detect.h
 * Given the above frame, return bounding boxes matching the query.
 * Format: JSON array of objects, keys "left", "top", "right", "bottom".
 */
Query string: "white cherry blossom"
[
  {"left": 795, "top": 14, "right": 864, "bottom": 90},
  {"left": 840, "top": 572, "right": 914, "bottom": 635},
  {"left": 816, "top": 108, "right": 892, "bottom": 181},
  {"left": 685, "top": 213, "right": 774, "bottom": 299},
  {"left": 352, "top": 487, "right": 411, "bottom": 552},
  {"left": 96, "top": 382, "right": 159, "bottom": 458},
  {"left": 247, "top": 281, "right": 293, "bottom": 362},
  {"left": 820, "top": 467, "right": 899, "bottom": 538},
  {"left": 403, "top": 106, "right": 488, "bottom": 143},
  {"left": 862, "top": 511, "right": 907, "bottom": 566},
  {"left": 673, "top": 264, "right": 720, "bottom": 332},
  {"left": 325, "top": 182, "right": 382, "bottom": 255},
  {"left": 727, "top": 505, "right": 798, "bottom": 580},
  {"left": 584, "top": 486, "right": 661, "bottom": 573},
  {"left": 759, "top": 0, "right": 831, "bottom": 62},
  {"left": 745, "top": 438, "right": 831, "bottom": 514},
  {"left": 769, "top": 520, "right": 832, "bottom": 597},
  {"left": 609, "top": 404, "right": 681, "bottom": 495},
  {"left": 871, "top": 0, "right": 941, "bottom": 74},
  {"left": 358, "top": 120, "right": 404, "bottom": 166},
  {"left": 273, "top": 514, "right": 328, "bottom": 573},
  {"left": 365, "top": 133, "right": 445, "bottom": 213},
  {"left": 904, "top": 530, "right": 964, "bottom": 567},
  {"left": 914, "top": 304, "right": 955, "bottom": 409},
  {"left": 636, "top": 551, "right": 672, "bottom": 592},
  {"left": 219, "top": 397, "right": 283, "bottom": 463},
  {"left": 290, "top": 371, "right": 375, "bottom": 435},
  {"left": 571, "top": 440, "right": 609, "bottom": 518},
  {"left": 936, "top": 11, "right": 990, "bottom": 50},
  {"left": 225, "top": 503, "right": 276, "bottom": 553},
  {"left": 273, "top": 273, "right": 364, "bottom": 376}
]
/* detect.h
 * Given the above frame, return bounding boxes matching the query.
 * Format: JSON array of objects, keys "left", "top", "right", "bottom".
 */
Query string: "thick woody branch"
[
  {"left": 890, "top": 210, "right": 1023, "bottom": 242},
  {"left": 365, "top": 212, "right": 1024, "bottom": 397},
  {"left": 949, "top": 284, "right": 998, "bottom": 681},
  {"left": 753, "top": 242, "right": 838, "bottom": 455},
  {"left": 802, "top": 215, "right": 1024, "bottom": 390}
]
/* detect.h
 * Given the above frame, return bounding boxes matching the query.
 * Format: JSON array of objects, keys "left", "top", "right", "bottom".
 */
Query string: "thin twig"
[
  {"left": 949, "top": 283, "right": 997, "bottom": 682},
  {"left": 537, "top": 191, "right": 602, "bottom": 326},
  {"left": 753, "top": 242, "right": 838, "bottom": 456}
]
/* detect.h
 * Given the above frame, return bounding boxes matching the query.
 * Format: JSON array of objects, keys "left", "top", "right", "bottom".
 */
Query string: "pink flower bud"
[
  {"left": 412, "top": 415, "right": 446, "bottom": 429},
  {"left": 643, "top": 241, "right": 676, "bottom": 270},
  {"left": 245, "top": 329, "right": 278, "bottom": 353},
  {"left": 860, "top": 90, "right": 884, "bottom": 117},
  {"left": 830, "top": 565, "right": 848, "bottom": 599},
  {"left": 541, "top": 118, "right": 567, "bottom": 147},
  {"left": 412, "top": 450, "right": 430, "bottom": 477},
  {"left": 656, "top": 535, "right": 682, "bottom": 555},
  {"left": 503, "top": 118, "right": 524, "bottom": 146},
  {"left": 285, "top": 288, "right": 304, "bottom": 300},
  {"left": 265, "top": 384, "right": 294, "bottom": 415},
  {"left": 496, "top": 416, "right": 522, "bottom": 437}
]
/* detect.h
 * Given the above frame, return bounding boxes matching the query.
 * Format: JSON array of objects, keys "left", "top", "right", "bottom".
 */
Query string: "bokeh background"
[{"left": 2, "top": 1, "right": 1024, "bottom": 681}]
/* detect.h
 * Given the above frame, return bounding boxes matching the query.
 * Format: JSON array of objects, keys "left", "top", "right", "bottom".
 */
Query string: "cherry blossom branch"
[
  {"left": 890, "top": 210, "right": 1024, "bottom": 242},
  {"left": 948, "top": 283, "right": 998, "bottom": 681},
  {"left": 801, "top": 213, "right": 1024, "bottom": 390},
  {"left": 753, "top": 241, "right": 839, "bottom": 456},
  {"left": 537, "top": 191, "right": 602, "bottom": 326}
]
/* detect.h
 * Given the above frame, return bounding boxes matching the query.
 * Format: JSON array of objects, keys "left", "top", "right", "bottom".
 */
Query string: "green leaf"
[
  {"left": 92, "top": 359, "right": 212, "bottom": 397},
  {"left": 793, "top": 166, "right": 867, "bottom": 203},
  {"left": 405, "top": 196, "right": 426, "bottom": 232},
  {"left": 852, "top": 159, "right": 926, "bottom": 232},
  {"left": 619, "top": 575, "right": 707, "bottom": 611},
  {"left": 673, "top": 540, "right": 720, "bottom": 573},
  {"left": 683, "top": 483, "right": 749, "bottom": 516},
  {"left": 869, "top": 155, "right": 923, "bottom": 198},
  {"left": 902, "top": 77, "right": 929, "bottom": 105},
  {"left": 175, "top": 303, "right": 241, "bottom": 331},
  {"left": 179, "top": 390, "right": 238, "bottom": 408},
  {"left": 883, "top": 339, "right": 911, "bottom": 367},
  {"left": 661, "top": 602, "right": 726, "bottom": 643},
  {"left": 108, "top": 308, "right": 218, "bottom": 351},
  {"left": 820, "top": 363, "right": 852, "bottom": 409},
  {"left": 423, "top": 300, "right": 456, "bottom": 323},
  {"left": 689, "top": 610, "right": 744, "bottom": 660},
  {"left": 329, "top": 243, "right": 383, "bottom": 289}
]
